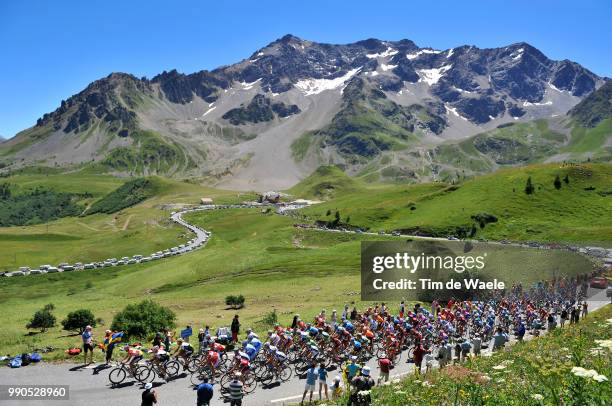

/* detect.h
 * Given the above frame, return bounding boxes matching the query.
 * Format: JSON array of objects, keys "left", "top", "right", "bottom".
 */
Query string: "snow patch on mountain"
[
  {"left": 446, "top": 48, "right": 454, "bottom": 58},
  {"left": 417, "top": 64, "right": 452, "bottom": 85},
  {"left": 407, "top": 49, "right": 442, "bottom": 60},
  {"left": 522, "top": 100, "right": 553, "bottom": 107},
  {"left": 512, "top": 48, "right": 524, "bottom": 61},
  {"left": 366, "top": 47, "right": 398, "bottom": 59},
  {"left": 240, "top": 78, "right": 262, "bottom": 90},
  {"left": 380, "top": 64, "right": 397, "bottom": 71},
  {"left": 294, "top": 68, "right": 361, "bottom": 95},
  {"left": 445, "top": 105, "right": 468, "bottom": 121}
]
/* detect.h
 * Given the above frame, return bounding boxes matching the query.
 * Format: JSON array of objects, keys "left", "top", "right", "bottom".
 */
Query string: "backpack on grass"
[
  {"left": 9, "top": 356, "right": 22, "bottom": 368},
  {"left": 30, "top": 352, "right": 42, "bottom": 362}
]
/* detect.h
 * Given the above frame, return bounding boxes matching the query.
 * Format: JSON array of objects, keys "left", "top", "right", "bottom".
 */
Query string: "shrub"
[
  {"left": 225, "top": 295, "right": 245, "bottom": 309},
  {"left": 259, "top": 309, "right": 278, "bottom": 327},
  {"left": 27, "top": 304, "right": 56, "bottom": 332},
  {"left": 61, "top": 309, "right": 96, "bottom": 333},
  {"left": 110, "top": 300, "right": 176, "bottom": 339}
]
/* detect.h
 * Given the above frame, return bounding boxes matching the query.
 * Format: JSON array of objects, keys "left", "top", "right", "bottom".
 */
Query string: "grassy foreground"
[{"left": 311, "top": 305, "right": 612, "bottom": 406}]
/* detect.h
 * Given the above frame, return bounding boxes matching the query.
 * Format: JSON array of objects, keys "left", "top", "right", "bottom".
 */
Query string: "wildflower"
[
  {"left": 594, "top": 339, "right": 612, "bottom": 350},
  {"left": 531, "top": 394, "right": 544, "bottom": 401},
  {"left": 571, "top": 367, "right": 599, "bottom": 378},
  {"left": 492, "top": 364, "right": 507, "bottom": 370},
  {"left": 593, "top": 374, "right": 608, "bottom": 383},
  {"left": 422, "top": 381, "right": 434, "bottom": 387}
]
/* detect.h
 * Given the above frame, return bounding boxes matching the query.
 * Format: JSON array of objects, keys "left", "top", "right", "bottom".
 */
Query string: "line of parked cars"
[{"left": 2, "top": 209, "right": 212, "bottom": 278}]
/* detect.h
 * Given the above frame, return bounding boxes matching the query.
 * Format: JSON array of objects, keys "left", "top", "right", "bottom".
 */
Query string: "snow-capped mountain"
[{"left": 1, "top": 35, "right": 608, "bottom": 189}]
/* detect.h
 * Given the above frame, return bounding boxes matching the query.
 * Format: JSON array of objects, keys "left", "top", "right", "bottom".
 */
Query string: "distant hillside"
[
  {"left": 570, "top": 80, "right": 612, "bottom": 127},
  {"left": 298, "top": 163, "right": 612, "bottom": 245}
]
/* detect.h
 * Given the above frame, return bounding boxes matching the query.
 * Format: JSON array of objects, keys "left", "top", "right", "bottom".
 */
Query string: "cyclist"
[
  {"left": 120, "top": 345, "right": 143, "bottom": 376},
  {"left": 173, "top": 338, "right": 194, "bottom": 366},
  {"left": 149, "top": 345, "right": 169, "bottom": 379}
]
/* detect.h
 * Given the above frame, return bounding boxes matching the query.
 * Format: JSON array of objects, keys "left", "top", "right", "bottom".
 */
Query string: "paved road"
[{"left": 1, "top": 289, "right": 608, "bottom": 406}]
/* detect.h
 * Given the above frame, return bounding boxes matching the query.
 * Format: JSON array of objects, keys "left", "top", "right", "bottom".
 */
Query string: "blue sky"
[{"left": 1, "top": 0, "right": 610, "bottom": 138}]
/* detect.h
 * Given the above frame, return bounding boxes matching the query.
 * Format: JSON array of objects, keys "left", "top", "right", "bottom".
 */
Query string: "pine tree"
[
  {"left": 525, "top": 177, "right": 535, "bottom": 195},
  {"left": 554, "top": 175, "right": 562, "bottom": 190}
]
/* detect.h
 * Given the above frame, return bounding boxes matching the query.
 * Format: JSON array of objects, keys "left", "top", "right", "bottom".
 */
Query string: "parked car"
[
  {"left": 47, "top": 267, "right": 60, "bottom": 273},
  {"left": 30, "top": 269, "right": 45, "bottom": 275},
  {"left": 590, "top": 277, "right": 608, "bottom": 289}
]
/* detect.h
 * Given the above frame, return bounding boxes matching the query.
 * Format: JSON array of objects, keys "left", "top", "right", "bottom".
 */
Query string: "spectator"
[
  {"left": 492, "top": 327, "right": 508, "bottom": 351},
  {"left": 231, "top": 315, "right": 240, "bottom": 343},
  {"left": 331, "top": 375, "right": 342, "bottom": 400},
  {"left": 472, "top": 334, "right": 482, "bottom": 356},
  {"left": 517, "top": 322, "right": 526, "bottom": 341},
  {"left": 413, "top": 340, "right": 428, "bottom": 374},
  {"left": 582, "top": 301, "right": 588, "bottom": 318},
  {"left": 301, "top": 363, "right": 317, "bottom": 405},
  {"left": 318, "top": 362, "right": 329, "bottom": 400},
  {"left": 460, "top": 339, "right": 472, "bottom": 362},
  {"left": 228, "top": 372, "right": 243, "bottom": 406},
  {"left": 196, "top": 377, "right": 213, "bottom": 406},
  {"left": 82, "top": 325, "right": 94, "bottom": 365},
  {"left": 560, "top": 308, "right": 568, "bottom": 327},
  {"left": 348, "top": 366, "right": 374, "bottom": 406},
  {"left": 198, "top": 328, "right": 206, "bottom": 354},
  {"left": 141, "top": 383, "right": 157, "bottom": 406},
  {"left": 377, "top": 355, "right": 391, "bottom": 384}
]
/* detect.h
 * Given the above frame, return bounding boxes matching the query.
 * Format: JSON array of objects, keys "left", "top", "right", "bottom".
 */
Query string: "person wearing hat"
[
  {"left": 196, "top": 376, "right": 214, "bottom": 406},
  {"left": 104, "top": 330, "right": 115, "bottom": 365},
  {"left": 228, "top": 372, "right": 243, "bottom": 405},
  {"left": 348, "top": 366, "right": 374, "bottom": 406},
  {"left": 81, "top": 325, "right": 94, "bottom": 365},
  {"left": 331, "top": 375, "right": 342, "bottom": 400},
  {"left": 141, "top": 382, "right": 157, "bottom": 406}
]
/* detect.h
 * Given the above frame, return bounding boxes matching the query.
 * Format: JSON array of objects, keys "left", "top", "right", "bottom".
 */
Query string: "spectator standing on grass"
[
  {"left": 196, "top": 377, "right": 213, "bottom": 406},
  {"left": 460, "top": 338, "right": 472, "bottom": 362},
  {"left": 342, "top": 304, "right": 349, "bottom": 321},
  {"left": 560, "top": 308, "right": 568, "bottom": 327},
  {"left": 228, "top": 372, "right": 244, "bottom": 406},
  {"left": 104, "top": 330, "right": 115, "bottom": 364},
  {"left": 141, "top": 383, "right": 157, "bottom": 406},
  {"left": 517, "top": 322, "right": 526, "bottom": 341},
  {"left": 472, "top": 334, "right": 482, "bottom": 356},
  {"left": 582, "top": 301, "right": 588, "bottom": 318},
  {"left": 82, "top": 325, "right": 94, "bottom": 365},
  {"left": 231, "top": 315, "right": 240, "bottom": 343},
  {"left": 331, "top": 375, "right": 342, "bottom": 399}
]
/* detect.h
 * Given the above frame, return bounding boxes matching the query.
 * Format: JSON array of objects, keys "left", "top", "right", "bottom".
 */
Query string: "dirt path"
[
  {"left": 121, "top": 215, "right": 133, "bottom": 231},
  {"left": 76, "top": 221, "right": 99, "bottom": 232}
]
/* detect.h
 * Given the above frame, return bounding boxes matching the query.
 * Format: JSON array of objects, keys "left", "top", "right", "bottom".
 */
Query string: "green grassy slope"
[{"left": 297, "top": 163, "right": 612, "bottom": 245}]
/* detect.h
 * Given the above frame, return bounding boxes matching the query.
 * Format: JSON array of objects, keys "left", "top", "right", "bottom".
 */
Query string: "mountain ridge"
[{"left": 1, "top": 34, "right": 609, "bottom": 190}]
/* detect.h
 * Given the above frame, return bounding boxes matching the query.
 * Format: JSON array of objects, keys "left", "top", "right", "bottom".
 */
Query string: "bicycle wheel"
[
  {"left": 279, "top": 365, "right": 293, "bottom": 382},
  {"left": 186, "top": 357, "right": 199, "bottom": 373},
  {"left": 165, "top": 360, "right": 180, "bottom": 377},
  {"left": 243, "top": 374, "right": 257, "bottom": 394},
  {"left": 108, "top": 366, "right": 126, "bottom": 385},
  {"left": 219, "top": 373, "right": 232, "bottom": 393},
  {"left": 134, "top": 365, "right": 152, "bottom": 383}
]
